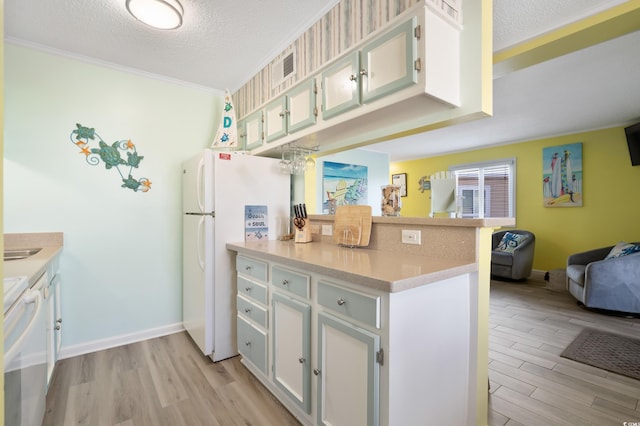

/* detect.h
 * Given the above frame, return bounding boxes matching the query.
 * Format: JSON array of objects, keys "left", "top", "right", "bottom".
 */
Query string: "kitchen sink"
[{"left": 4, "top": 248, "right": 42, "bottom": 261}]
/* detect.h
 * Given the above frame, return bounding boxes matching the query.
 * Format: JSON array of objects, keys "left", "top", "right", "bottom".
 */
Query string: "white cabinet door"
[
  {"left": 316, "top": 312, "right": 380, "bottom": 426},
  {"left": 265, "top": 96, "right": 288, "bottom": 143},
  {"left": 321, "top": 52, "right": 361, "bottom": 120},
  {"left": 288, "top": 79, "right": 317, "bottom": 134},
  {"left": 243, "top": 110, "right": 264, "bottom": 150},
  {"left": 361, "top": 17, "right": 418, "bottom": 104},
  {"left": 272, "top": 292, "right": 311, "bottom": 413}
]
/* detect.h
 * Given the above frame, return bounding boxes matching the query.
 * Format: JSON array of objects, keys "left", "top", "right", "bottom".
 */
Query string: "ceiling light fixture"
[{"left": 126, "top": 0, "right": 184, "bottom": 30}]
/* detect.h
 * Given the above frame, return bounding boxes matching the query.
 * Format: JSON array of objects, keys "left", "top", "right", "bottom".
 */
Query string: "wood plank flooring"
[
  {"left": 44, "top": 280, "right": 640, "bottom": 425},
  {"left": 488, "top": 279, "right": 640, "bottom": 426},
  {"left": 43, "top": 332, "right": 300, "bottom": 426}
]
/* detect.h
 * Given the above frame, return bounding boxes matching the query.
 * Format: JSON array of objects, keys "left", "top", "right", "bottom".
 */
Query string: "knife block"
[{"left": 295, "top": 221, "right": 313, "bottom": 243}]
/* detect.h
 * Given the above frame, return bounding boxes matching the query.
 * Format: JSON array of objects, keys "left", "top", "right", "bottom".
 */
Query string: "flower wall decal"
[{"left": 71, "top": 123, "right": 152, "bottom": 192}]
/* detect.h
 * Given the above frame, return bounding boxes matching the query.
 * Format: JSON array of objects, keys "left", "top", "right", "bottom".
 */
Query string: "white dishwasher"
[{"left": 4, "top": 273, "right": 47, "bottom": 426}]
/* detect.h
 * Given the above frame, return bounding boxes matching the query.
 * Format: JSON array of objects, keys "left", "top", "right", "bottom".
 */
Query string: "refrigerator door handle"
[
  {"left": 196, "top": 157, "right": 205, "bottom": 213},
  {"left": 197, "top": 216, "right": 205, "bottom": 271}
]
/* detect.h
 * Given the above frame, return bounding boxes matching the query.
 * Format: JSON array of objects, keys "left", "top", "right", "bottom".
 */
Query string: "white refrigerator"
[{"left": 182, "top": 150, "right": 290, "bottom": 361}]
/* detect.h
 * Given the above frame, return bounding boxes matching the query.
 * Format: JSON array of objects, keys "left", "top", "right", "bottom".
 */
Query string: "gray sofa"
[
  {"left": 491, "top": 230, "right": 535, "bottom": 280},
  {"left": 566, "top": 244, "right": 640, "bottom": 315}
]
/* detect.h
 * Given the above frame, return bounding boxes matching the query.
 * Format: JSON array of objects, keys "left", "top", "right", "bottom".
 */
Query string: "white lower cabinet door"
[
  {"left": 272, "top": 292, "right": 311, "bottom": 413},
  {"left": 316, "top": 312, "right": 380, "bottom": 426}
]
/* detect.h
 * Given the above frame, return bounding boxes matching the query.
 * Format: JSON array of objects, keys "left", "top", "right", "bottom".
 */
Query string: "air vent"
[{"left": 271, "top": 49, "right": 296, "bottom": 87}]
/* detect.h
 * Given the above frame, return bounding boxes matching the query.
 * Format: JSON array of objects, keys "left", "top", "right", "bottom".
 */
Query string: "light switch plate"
[
  {"left": 402, "top": 229, "right": 421, "bottom": 245},
  {"left": 322, "top": 225, "right": 333, "bottom": 236}
]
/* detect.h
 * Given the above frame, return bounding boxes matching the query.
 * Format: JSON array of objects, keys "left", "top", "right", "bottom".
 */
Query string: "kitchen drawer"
[
  {"left": 236, "top": 255, "right": 268, "bottom": 282},
  {"left": 237, "top": 316, "right": 268, "bottom": 375},
  {"left": 238, "top": 275, "right": 268, "bottom": 305},
  {"left": 237, "top": 294, "right": 268, "bottom": 328},
  {"left": 317, "top": 281, "right": 381, "bottom": 328},
  {"left": 272, "top": 266, "right": 310, "bottom": 299}
]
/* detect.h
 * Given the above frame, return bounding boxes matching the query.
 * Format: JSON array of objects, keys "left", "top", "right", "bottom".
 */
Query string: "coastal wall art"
[
  {"left": 543, "top": 142, "right": 582, "bottom": 207},
  {"left": 70, "top": 123, "right": 152, "bottom": 192},
  {"left": 322, "top": 161, "right": 368, "bottom": 213}
]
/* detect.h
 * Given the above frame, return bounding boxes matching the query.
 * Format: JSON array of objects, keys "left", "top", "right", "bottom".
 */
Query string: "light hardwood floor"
[
  {"left": 44, "top": 280, "right": 640, "bottom": 426},
  {"left": 488, "top": 279, "right": 640, "bottom": 426}
]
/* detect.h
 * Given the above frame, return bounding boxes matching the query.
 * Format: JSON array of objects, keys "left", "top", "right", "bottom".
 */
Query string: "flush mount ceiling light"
[{"left": 126, "top": 0, "right": 184, "bottom": 30}]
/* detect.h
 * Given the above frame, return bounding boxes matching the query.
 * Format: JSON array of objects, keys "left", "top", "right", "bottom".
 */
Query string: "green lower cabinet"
[
  {"left": 237, "top": 316, "right": 268, "bottom": 375},
  {"left": 272, "top": 292, "right": 312, "bottom": 414},
  {"left": 316, "top": 312, "right": 380, "bottom": 426}
]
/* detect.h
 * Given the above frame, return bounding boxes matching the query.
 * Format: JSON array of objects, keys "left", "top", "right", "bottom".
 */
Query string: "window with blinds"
[{"left": 450, "top": 159, "right": 515, "bottom": 218}]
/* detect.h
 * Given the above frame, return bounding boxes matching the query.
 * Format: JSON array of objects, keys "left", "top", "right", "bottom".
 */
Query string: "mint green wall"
[
  {"left": 4, "top": 44, "right": 221, "bottom": 349},
  {"left": 392, "top": 127, "right": 640, "bottom": 271}
]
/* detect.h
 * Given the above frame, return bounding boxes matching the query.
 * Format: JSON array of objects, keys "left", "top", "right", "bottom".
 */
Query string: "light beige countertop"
[
  {"left": 4, "top": 232, "right": 63, "bottom": 286},
  {"left": 227, "top": 240, "right": 477, "bottom": 293}
]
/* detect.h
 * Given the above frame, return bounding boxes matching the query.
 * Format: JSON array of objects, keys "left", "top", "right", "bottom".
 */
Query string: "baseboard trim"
[
  {"left": 58, "top": 322, "right": 184, "bottom": 360},
  {"left": 529, "top": 269, "right": 547, "bottom": 283}
]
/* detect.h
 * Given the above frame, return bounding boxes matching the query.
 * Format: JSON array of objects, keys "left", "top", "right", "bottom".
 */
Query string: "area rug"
[{"left": 561, "top": 328, "right": 640, "bottom": 381}]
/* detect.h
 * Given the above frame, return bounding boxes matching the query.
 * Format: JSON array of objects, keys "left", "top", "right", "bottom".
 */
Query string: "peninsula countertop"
[
  {"left": 226, "top": 240, "right": 477, "bottom": 293},
  {"left": 4, "top": 232, "right": 63, "bottom": 286}
]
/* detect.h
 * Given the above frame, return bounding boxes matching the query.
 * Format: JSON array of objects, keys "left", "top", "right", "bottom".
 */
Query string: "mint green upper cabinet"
[
  {"left": 265, "top": 96, "right": 288, "bottom": 143},
  {"left": 287, "top": 79, "right": 317, "bottom": 134},
  {"left": 242, "top": 110, "right": 264, "bottom": 150},
  {"left": 361, "top": 17, "right": 418, "bottom": 104},
  {"left": 321, "top": 52, "right": 361, "bottom": 120}
]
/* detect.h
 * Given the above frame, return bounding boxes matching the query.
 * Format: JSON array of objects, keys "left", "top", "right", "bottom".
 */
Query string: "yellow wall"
[{"left": 391, "top": 126, "right": 640, "bottom": 271}]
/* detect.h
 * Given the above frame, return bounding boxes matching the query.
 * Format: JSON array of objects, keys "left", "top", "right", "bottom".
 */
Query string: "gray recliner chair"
[
  {"left": 491, "top": 230, "right": 535, "bottom": 280},
  {"left": 566, "top": 243, "right": 640, "bottom": 315}
]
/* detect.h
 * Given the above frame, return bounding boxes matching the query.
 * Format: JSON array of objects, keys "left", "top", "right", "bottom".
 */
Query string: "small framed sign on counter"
[
  {"left": 245, "top": 205, "right": 268, "bottom": 240},
  {"left": 392, "top": 173, "right": 407, "bottom": 197}
]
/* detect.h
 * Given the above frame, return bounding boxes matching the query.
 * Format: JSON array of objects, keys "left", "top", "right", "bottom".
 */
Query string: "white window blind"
[{"left": 450, "top": 159, "right": 515, "bottom": 218}]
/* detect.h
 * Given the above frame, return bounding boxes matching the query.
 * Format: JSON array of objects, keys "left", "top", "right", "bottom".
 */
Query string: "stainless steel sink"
[{"left": 4, "top": 248, "right": 42, "bottom": 261}]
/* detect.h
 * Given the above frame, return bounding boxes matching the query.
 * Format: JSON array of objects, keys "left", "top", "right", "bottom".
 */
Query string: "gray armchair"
[
  {"left": 491, "top": 230, "right": 535, "bottom": 280},
  {"left": 567, "top": 243, "right": 640, "bottom": 315}
]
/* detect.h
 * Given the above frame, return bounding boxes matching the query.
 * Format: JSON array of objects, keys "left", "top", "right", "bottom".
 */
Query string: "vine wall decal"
[{"left": 70, "top": 123, "right": 152, "bottom": 192}]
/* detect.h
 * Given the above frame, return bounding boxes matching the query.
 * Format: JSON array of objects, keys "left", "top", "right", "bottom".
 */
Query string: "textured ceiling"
[{"left": 5, "top": 0, "right": 639, "bottom": 159}]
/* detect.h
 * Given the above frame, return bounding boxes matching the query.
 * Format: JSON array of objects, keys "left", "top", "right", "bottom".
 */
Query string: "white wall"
[
  {"left": 4, "top": 44, "right": 221, "bottom": 353},
  {"left": 314, "top": 149, "right": 390, "bottom": 215}
]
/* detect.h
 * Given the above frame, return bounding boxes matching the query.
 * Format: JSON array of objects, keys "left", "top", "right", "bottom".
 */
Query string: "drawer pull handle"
[
  {"left": 298, "top": 357, "right": 305, "bottom": 364},
  {"left": 245, "top": 287, "right": 252, "bottom": 292},
  {"left": 244, "top": 308, "right": 251, "bottom": 314},
  {"left": 245, "top": 266, "right": 252, "bottom": 271},
  {"left": 313, "top": 368, "right": 321, "bottom": 376},
  {"left": 337, "top": 298, "right": 346, "bottom": 306},
  {"left": 245, "top": 341, "right": 251, "bottom": 347},
  {"left": 282, "top": 279, "right": 289, "bottom": 286}
]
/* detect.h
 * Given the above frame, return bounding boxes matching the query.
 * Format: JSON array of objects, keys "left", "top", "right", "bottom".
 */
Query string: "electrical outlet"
[
  {"left": 401, "top": 230, "right": 421, "bottom": 245},
  {"left": 322, "top": 225, "right": 333, "bottom": 236}
]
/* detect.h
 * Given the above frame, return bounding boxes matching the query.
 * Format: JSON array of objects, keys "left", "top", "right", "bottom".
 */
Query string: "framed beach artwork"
[
  {"left": 322, "top": 161, "right": 368, "bottom": 213},
  {"left": 543, "top": 142, "right": 583, "bottom": 207}
]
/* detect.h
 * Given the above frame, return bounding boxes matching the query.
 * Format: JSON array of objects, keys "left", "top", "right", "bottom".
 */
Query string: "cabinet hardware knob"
[
  {"left": 245, "top": 287, "right": 252, "bottom": 292},
  {"left": 245, "top": 341, "right": 251, "bottom": 347},
  {"left": 337, "top": 298, "right": 346, "bottom": 306},
  {"left": 56, "top": 318, "right": 62, "bottom": 324},
  {"left": 349, "top": 74, "right": 358, "bottom": 82},
  {"left": 313, "top": 369, "right": 321, "bottom": 376},
  {"left": 55, "top": 325, "right": 61, "bottom": 330},
  {"left": 360, "top": 69, "right": 368, "bottom": 76},
  {"left": 244, "top": 308, "right": 251, "bottom": 313},
  {"left": 278, "top": 109, "right": 290, "bottom": 117},
  {"left": 299, "top": 357, "right": 305, "bottom": 364},
  {"left": 245, "top": 266, "right": 251, "bottom": 271},
  {"left": 282, "top": 279, "right": 289, "bottom": 286}
]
